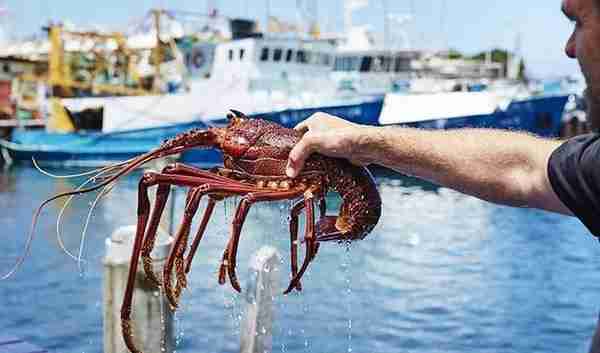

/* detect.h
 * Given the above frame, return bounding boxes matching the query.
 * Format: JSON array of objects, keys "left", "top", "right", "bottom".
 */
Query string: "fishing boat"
[
  {"left": 0, "top": 91, "right": 568, "bottom": 167},
  {"left": 0, "top": 6, "right": 571, "bottom": 167},
  {"left": 0, "top": 99, "right": 384, "bottom": 167}
]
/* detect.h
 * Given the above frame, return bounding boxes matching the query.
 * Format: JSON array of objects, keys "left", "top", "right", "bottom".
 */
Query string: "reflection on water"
[{"left": 1, "top": 165, "right": 600, "bottom": 353}]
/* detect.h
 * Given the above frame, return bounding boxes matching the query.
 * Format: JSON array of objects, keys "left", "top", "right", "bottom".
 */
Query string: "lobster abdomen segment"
[{"left": 318, "top": 158, "right": 382, "bottom": 241}]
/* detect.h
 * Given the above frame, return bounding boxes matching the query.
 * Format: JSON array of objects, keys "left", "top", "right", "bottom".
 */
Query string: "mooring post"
[
  {"left": 103, "top": 225, "right": 175, "bottom": 353},
  {"left": 240, "top": 246, "right": 282, "bottom": 353}
]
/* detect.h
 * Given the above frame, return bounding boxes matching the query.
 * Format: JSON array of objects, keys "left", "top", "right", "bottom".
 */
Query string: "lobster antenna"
[
  {"left": 1, "top": 163, "right": 131, "bottom": 281},
  {"left": 77, "top": 183, "right": 113, "bottom": 273},
  {"left": 32, "top": 157, "right": 134, "bottom": 179},
  {"left": 4, "top": 132, "right": 208, "bottom": 280},
  {"left": 56, "top": 168, "right": 121, "bottom": 262},
  {"left": 228, "top": 109, "right": 249, "bottom": 120},
  {"left": 1, "top": 195, "right": 55, "bottom": 280}
]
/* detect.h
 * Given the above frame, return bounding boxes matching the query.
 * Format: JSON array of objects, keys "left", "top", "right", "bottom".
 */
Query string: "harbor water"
[{"left": 1, "top": 165, "right": 600, "bottom": 353}]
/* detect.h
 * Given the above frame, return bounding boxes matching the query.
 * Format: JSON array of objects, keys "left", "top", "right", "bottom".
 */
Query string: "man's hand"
[{"left": 286, "top": 112, "right": 377, "bottom": 178}]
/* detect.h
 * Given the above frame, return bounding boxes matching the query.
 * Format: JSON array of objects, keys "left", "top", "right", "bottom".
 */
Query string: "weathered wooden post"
[
  {"left": 240, "top": 246, "right": 282, "bottom": 353},
  {"left": 103, "top": 225, "right": 175, "bottom": 353}
]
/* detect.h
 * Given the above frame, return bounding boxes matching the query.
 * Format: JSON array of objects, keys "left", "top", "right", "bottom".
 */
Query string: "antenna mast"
[{"left": 383, "top": 0, "right": 389, "bottom": 49}]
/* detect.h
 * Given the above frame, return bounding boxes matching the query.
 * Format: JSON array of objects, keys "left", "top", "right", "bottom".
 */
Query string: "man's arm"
[{"left": 286, "top": 113, "right": 572, "bottom": 215}]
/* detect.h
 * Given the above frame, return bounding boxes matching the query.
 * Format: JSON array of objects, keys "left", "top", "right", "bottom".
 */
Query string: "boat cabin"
[{"left": 331, "top": 50, "right": 420, "bottom": 95}]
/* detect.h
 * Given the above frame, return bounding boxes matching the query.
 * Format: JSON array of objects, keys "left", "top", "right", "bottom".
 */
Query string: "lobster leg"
[
  {"left": 162, "top": 187, "right": 205, "bottom": 309},
  {"left": 184, "top": 197, "right": 217, "bottom": 274},
  {"left": 284, "top": 189, "right": 317, "bottom": 294},
  {"left": 163, "top": 182, "right": 259, "bottom": 308},
  {"left": 121, "top": 171, "right": 255, "bottom": 353},
  {"left": 312, "top": 198, "right": 326, "bottom": 260},
  {"left": 141, "top": 164, "right": 239, "bottom": 286},
  {"left": 140, "top": 184, "right": 171, "bottom": 286},
  {"left": 121, "top": 173, "right": 162, "bottom": 353},
  {"left": 289, "top": 200, "right": 306, "bottom": 292},
  {"left": 222, "top": 189, "right": 305, "bottom": 292}
]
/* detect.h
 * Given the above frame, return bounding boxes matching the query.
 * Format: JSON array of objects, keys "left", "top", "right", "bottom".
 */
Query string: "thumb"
[{"left": 294, "top": 120, "right": 310, "bottom": 133}]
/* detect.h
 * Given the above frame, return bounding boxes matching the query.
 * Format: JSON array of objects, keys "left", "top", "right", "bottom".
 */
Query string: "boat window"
[
  {"left": 296, "top": 50, "right": 306, "bottom": 64},
  {"left": 229, "top": 49, "right": 234, "bottom": 61},
  {"left": 383, "top": 56, "right": 392, "bottom": 72},
  {"left": 350, "top": 56, "right": 361, "bottom": 71},
  {"left": 286, "top": 49, "right": 294, "bottom": 62},
  {"left": 360, "top": 56, "right": 372, "bottom": 72},
  {"left": 239, "top": 49, "right": 245, "bottom": 60},
  {"left": 305, "top": 51, "right": 313, "bottom": 64},
  {"left": 273, "top": 48, "right": 283, "bottom": 62},
  {"left": 394, "top": 57, "right": 410, "bottom": 72},
  {"left": 373, "top": 55, "right": 384, "bottom": 72},
  {"left": 334, "top": 57, "right": 342, "bottom": 71},
  {"left": 335, "top": 56, "right": 359, "bottom": 71},
  {"left": 260, "top": 47, "right": 270, "bottom": 61}
]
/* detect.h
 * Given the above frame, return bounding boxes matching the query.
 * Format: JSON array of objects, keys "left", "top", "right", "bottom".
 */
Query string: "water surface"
[{"left": 1, "top": 165, "right": 599, "bottom": 353}]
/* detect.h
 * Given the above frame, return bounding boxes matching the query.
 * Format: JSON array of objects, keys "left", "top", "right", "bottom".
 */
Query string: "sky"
[{"left": 0, "top": 0, "right": 581, "bottom": 78}]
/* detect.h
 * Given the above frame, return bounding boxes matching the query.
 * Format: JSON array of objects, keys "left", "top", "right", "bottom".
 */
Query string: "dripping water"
[
  {"left": 157, "top": 285, "right": 168, "bottom": 353},
  {"left": 342, "top": 242, "right": 354, "bottom": 353},
  {"left": 301, "top": 300, "right": 311, "bottom": 352}
]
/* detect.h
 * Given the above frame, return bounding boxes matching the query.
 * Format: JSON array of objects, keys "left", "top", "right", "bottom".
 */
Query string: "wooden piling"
[
  {"left": 240, "top": 246, "right": 282, "bottom": 353},
  {"left": 103, "top": 225, "right": 175, "bottom": 353}
]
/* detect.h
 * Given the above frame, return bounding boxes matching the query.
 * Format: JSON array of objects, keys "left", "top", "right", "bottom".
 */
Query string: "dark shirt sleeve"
[{"left": 548, "top": 133, "right": 600, "bottom": 238}]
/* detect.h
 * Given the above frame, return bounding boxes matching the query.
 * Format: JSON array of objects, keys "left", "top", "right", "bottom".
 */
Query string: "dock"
[{"left": 0, "top": 335, "right": 48, "bottom": 353}]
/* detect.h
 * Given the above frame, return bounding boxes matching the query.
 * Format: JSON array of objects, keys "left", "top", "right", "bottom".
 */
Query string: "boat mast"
[
  {"left": 152, "top": 9, "right": 162, "bottom": 93},
  {"left": 265, "top": 0, "right": 271, "bottom": 35},
  {"left": 383, "top": 0, "right": 389, "bottom": 49},
  {"left": 344, "top": 2, "right": 352, "bottom": 35}
]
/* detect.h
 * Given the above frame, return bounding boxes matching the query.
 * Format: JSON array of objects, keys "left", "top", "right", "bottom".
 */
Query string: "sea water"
[{"left": 1, "top": 165, "right": 599, "bottom": 353}]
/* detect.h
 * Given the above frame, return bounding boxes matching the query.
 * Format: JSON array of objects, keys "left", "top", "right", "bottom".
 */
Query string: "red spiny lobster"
[{"left": 16, "top": 110, "right": 381, "bottom": 353}]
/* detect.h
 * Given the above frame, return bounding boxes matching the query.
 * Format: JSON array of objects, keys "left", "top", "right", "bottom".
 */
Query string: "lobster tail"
[{"left": 317, "top": 159, "right": 381, "bottom": 241}]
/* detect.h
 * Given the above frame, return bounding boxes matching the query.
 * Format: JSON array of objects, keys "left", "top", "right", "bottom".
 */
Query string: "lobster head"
[{"left": 214, "top": 110, "right": 306, "bottom": 176}]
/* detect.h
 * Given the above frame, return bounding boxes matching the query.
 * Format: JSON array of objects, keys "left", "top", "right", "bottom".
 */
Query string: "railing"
[{"left": 0, "top": 119, "right": 45, "bottom": 128}]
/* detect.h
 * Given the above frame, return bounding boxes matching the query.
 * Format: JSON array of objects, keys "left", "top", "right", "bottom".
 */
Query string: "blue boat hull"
[
  {"left": 401, "top": 95, "right": 568, "bottom": 137},
  {"left": 0, "top": 95, "right": 568, "bottom": 167}
]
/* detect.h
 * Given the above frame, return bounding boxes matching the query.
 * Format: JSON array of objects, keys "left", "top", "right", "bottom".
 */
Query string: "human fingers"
[
  {"left": 286, "top": 133, "right": 319, "bottom": 178},
  {"left": 294, "top": 112, "right": 323, "bottom": 132}
]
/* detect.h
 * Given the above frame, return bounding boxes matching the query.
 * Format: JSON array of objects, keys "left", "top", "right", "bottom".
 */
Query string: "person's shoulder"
[
  {"left": 548, "top": 132, "right": 600, "bottom": 238},
  {"left": 553, "top": 132, "right": 600, "bottom": 168}
]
